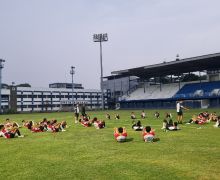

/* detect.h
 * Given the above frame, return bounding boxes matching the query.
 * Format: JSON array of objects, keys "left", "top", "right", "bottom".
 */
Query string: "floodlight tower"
[
  {"left": 93, "top": 33, "right": 108, "bottom": 110},
  {"left": 0, "top": 59, "right": 5, "bottom": 114},
  {"left": 70, "top": 66, "right": 75, "bottom": 110}
]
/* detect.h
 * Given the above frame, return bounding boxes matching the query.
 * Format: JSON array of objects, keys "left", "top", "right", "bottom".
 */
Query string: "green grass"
[{"left": 0, "top": 109, "right": 220, "bottom": 180}]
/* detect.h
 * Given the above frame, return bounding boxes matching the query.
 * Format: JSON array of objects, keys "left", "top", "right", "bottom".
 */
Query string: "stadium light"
[
  {"left": 93, "top": 33, "right": 108, "bottom": 110},
  {"left": 70, "top": 66, "right": 75, "bottom": 110},
  {"left": 0, "top": 59, "right": 5, "bottom": 114}
]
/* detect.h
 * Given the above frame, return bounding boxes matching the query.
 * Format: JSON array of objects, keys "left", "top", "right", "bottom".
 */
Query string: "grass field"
[{"left": 0, "top": 109, "right": 220, "bottom": 180}]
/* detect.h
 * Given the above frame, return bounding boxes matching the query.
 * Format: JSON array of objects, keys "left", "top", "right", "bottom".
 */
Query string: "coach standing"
[{"left": 176, "top": 100, "right": 188, "bottom": 124}]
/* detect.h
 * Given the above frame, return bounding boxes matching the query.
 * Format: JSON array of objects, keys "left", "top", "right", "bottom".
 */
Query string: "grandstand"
[
  {"left": 104, "top": 53, "right": 220, "bottom": 109},
  {"left": 120, "top": 83, "right": 182, "bottom": 101},
  {"left": 174, "top": 81, "right": 220, "bottom": 98}
]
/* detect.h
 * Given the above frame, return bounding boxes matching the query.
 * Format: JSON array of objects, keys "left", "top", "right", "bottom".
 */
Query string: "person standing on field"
[
  {"left": 74, "top": 104, "right": 80, "bottom": 123},
  {"left": 81, "top": 103, "right": 86, "bottom": 116},
  {"left": 176, "top": 100, "right": 188, "bottom": 124}
]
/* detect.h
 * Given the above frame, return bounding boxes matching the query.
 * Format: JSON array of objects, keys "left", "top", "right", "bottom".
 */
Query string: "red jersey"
[
  {"left": 31, "top": 127, "right": 42, "bottom": 133},
  {"left": 114, "top": 132, "right": 127, "bottom": 139},
  {"left": 47, "top": 124, "right": 55, "bottom": 132},
  {"left": 81, "top": 121, "right": 91, "bottom": 127},
  {"left": 0, "top": 129, "right": 11, "bottom": 138},
  {"left": 143, "top": 131, "right": 155, "bottom": 137}
]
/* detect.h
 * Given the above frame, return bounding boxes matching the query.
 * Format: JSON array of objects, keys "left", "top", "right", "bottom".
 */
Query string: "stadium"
[
  {"left": 1, "top": 52, "right": 220, "bottom": 180},
  {"left": 1, "top": 1, "right": 220, "bottom": 180},
  {"left": 104, "top": 53, "right": 220, "bottom": 109},
  {"left": 3, "top": 53, "right": 220, "bottom": 113}
]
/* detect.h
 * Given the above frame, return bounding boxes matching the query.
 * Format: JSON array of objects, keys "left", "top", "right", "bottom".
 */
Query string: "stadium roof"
[{"left": 110, "top": 52, "right": 220, "bottom": 79}]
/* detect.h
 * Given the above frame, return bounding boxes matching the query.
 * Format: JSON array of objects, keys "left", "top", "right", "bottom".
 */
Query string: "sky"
[{"left": 0, "top": 0, "right": 220, "bottom": 89}]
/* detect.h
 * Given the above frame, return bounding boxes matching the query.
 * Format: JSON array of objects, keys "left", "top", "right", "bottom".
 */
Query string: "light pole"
[
  {"left": 70, "top": 66, "right": 75, "bottom": 110},
  {"left": 0, "top": 59, "right": 5, "bottom": 114},
  {"left": 93, "top": 33, "right": 108, "bottom": 110}
]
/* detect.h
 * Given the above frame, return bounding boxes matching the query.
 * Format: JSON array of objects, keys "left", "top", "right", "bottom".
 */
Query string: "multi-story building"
[{"left": 1, "top": 86, "right": 109, "bottom": 112}]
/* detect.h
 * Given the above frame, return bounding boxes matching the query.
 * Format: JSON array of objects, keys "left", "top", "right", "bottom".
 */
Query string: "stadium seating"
[
  {"left": 174, "top": 81, "right": 220, "bottom": 98},
  {"left": 121, "top": 83, "right": 182, "bottom": 100},
  {"left": 120, "top": 81, "right": 220, "bottom": 101},
  {"left": 211, "top": 88, "right": 220, "bottom": 96}
]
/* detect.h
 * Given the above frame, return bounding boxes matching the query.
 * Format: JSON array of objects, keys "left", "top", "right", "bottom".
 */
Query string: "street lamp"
[
  {"left": 93, "top": 33, "right": 108, "bottom": 110},
  {"left": 0, "top": 59, "right": 5, "bottom": 114},
  {"left": 70, "top": 66, "right": 75, "bottom": 110}
]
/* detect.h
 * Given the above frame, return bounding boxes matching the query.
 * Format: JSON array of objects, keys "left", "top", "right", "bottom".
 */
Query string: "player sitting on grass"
[
  {"left": 22, "top": 120, "right": 34, "bottom": 130},
  {"left": 167, "top": 122, "right": 180, "bottom": 131},
  {"left": 209, "top": 112, "right": 218, "bottom": 121},
  {"left": 46, "top": 120, "right": 67, "bottom": 132},
  {"left": 4, "top": 118, "right": 20, "bottom": 128},
  {"left": 187, "top": 113, "right": 209, "bottom": 125},
  {"left": 106, "top": 113, "right": 111, "bottom": 120},
  {"left": 79, "top": 116, "right": 92, "bottom": 127},
  {"left": 165, "top": 112, "right": 172, "bottom": 119},
  {"left": 132, "top": 120, "right": 143, "bottom": 131},
  {"left": 115, "top": 114, "right": 120, "bottom": 120},
  {"left": 154, "top": 111, "right": 160, "bottom": 119},
  {"left": 31, "top": 122, "right": 45, "bottom": 132},
  {"left": 60, "top": 121, "right": 67, "bottom": 131},
  {"left": 0, "top": 124, "right": 24, "bottom": 138},
  {"left": 141, "top": 110, "right": 146, "bottom": 119},
  {"left": 52, "top": 122, "right": 67, "bottom": 132},
  {"left": 131, "top": 112, "right": 136, "bottom": 120},
  {"left": 22, "top": 119, "right": 45, "bottom": 132},
  {"left": 161, "top": 119, "right": 168, "bottom": 131},
  {"left": 214, "top": 116, "right": 220, "bottom": 128},
  {"left": 162, "top": 120, "right": 180, "bottom": 131},
  {"left": 114, "top": 127, "right": 127, "bottom": 142},
  {"left": 92, "top": 117, "right": 105, "bottom": 129},
  {"left": 142, "top": 126, "right": 159, "bottom": 142},
  {"left": 40, "top": 118, "right": 48, "bottom": 128}
]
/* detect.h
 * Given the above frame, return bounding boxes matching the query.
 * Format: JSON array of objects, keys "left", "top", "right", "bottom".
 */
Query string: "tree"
[{"left": 16, "top": 83, "right": 31, "bottom": 87}]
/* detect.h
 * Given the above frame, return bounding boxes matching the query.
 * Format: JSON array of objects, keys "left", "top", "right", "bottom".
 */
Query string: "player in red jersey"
[
  {"left": 92, "top": 117, "right": 105, "bottom": 129},
  {"left": 0, "top": 124, "right": 24, "bottom": 138},
  {"left": 142, "top": 126, "right": 159, "bottom": 142},
  {"left": 114, "top": 127, "right": 127, "bottom": 142}
]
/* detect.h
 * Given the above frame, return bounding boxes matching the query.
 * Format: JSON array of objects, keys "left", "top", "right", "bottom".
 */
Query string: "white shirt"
[
  {"left": 74, "top": 106, "right": 79, "bottom": 113},
  {"left": 176, "top": 102, "right": 183, "bottom": 112}
]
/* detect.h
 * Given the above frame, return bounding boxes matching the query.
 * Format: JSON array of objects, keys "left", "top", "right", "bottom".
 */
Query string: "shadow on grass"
[
  {"left": 115, "top": 138, "right": 134, "bottom": 143},
  {"left": 125, "top": 138, "right": 134, "bottom": 142}
]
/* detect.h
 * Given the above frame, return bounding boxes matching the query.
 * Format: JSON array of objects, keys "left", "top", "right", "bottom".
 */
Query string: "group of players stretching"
[
  {"left": 22, "top": 118, "right": 67, "bottom": 133},
  {"left": 1, "top": 101, "right": 219, "bottom": 141},
  {"left": 0, "top": 118, "right": 68, "bottom": 139},
  {"left": 0, "top": 119, "right": 24, "bottom": 138},
  {"left": 75, "top": 114, "right": 106, "bottom": 129}
]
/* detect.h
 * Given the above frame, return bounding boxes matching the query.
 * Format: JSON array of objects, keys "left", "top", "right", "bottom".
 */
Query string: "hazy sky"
[{"left": 0, "top": 0, "right": 220, "bottom": 89}]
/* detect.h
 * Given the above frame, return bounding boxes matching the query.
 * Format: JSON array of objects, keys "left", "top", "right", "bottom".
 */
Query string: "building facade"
[
  {"left": 1, "top": 87, "right": 109, "bottom": 112},
  {"left": 102, "top": 76, "right": 139, "bottom": 99}
]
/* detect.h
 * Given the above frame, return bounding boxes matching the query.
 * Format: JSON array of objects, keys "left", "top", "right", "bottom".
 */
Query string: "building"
[
  {"left": 1, "top": 87, "right": 110, "bottom": 112},
  {"left": 49, "top": 83, "right": 84, "bottom": 89},
  {"left": 103, "top": 76, "right": 138, "bottom": 97}
]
